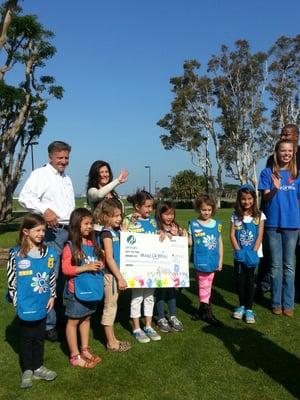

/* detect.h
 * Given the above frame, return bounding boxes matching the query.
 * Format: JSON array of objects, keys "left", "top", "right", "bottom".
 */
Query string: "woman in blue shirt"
[{"left": 259, "top": 139, "right": 300, "bottom": 316}]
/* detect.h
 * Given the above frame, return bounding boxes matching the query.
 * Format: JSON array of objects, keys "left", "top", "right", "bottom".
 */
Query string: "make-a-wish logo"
[{"left": 127, "top": 235, "right": 136, "bottom": 245}]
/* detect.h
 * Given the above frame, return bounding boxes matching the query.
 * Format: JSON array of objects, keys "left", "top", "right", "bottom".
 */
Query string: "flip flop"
[{"left": 107, "top": 341, "right": 131, "bottom": 352}]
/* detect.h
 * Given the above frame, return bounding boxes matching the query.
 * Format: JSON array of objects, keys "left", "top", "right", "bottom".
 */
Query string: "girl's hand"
[
  {"left": 271, "top": 173, "right": 281, "bottom": 189},
  {"left": 217, "top": 263, "right": 223, "bottom": 272},
  {"left": 131, "top": 212, "right": 141, "bottom": 223},
  {"left": 169, "top": 223, "right": 179, "bottom": 236},
  {"left": 44, "top": 208, "right": 59, "bottom": 228},
  {"left": 46, "top": 297, "right": 55, "bottom": 312},
  {"left": 86, "top": 261, "right": 103, "bottom": 272},
  {"left": 118, "top": 169, "right": 128, "bottom": 183},
  {"left": 179, "top": 227, "right": 188, "bottom": 237},
  {"left": 120, "top": 223, "right": 127, "bottom": 232},
  {"left": 158, "top": 230, "right": 167, "bottom": 241},
  {"left": 117, "top": 277, "right": 127, "bottom": 290}
]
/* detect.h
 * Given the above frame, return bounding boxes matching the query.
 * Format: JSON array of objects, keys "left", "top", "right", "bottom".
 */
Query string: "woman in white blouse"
[{"left": 87, "top": 160, "right": 128, "bottom": 211}]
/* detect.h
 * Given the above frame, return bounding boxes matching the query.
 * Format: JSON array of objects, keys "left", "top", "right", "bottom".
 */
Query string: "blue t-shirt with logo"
[{"left": 258, "top": 168, "right": 300, "bottom": 229}]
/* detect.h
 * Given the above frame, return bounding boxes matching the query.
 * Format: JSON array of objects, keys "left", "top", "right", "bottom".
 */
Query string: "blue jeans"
[
  {"left": 156, "top": 288, "right": 177, "bottom": 319},
  {"left": 45, "top": 227, "right": 69, "bottom": 331},
  {"left": 265, "top": 228, "right": 298, "bottom": 309}
]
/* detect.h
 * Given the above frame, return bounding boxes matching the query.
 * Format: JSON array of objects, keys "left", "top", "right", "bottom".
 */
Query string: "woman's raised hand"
[
  {"left": 271, "top": 173, "right": 281, "bottom": 189},
  {"left": 118, "top": 169, "right": 128, "bottom": 183}
]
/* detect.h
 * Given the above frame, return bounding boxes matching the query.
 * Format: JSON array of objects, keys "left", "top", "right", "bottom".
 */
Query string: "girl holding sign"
[
  {"left": 188, "top": 194, "right": 223, "bottom": 327},
  {"left": 155, "top": 201, "right": 186, "bottom": 333},
  {"left": 62, "top": 208, "right": 104, "bottom": 368},
  {"left": 124, "top": 190, "right": 161, "bottom": 343}
]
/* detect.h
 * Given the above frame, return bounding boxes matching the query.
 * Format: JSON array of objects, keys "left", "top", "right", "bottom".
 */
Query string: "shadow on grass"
[
  {"left": 203, "top": 325, "right": 300, "bottom": 399},
  {"left": 181, "top": 265, "right": 236, "bottom": 315},
  {"left": 5, "top": 315, "right": 20, "bottom": 355},
  {"left": 90, "top": 290, "right": 132, "bottom": 346},
  {"left": 185, "top": 264, "right": 236, "bottom": 298},
  {"left": 115, "top": 289, "right": 134, "bottom": 333},
  {"left": 213, "top": 263, "right": 236, "bottom": 294},
  {"left": 213, "top": 263, "right": 271, "bottom": 310}
]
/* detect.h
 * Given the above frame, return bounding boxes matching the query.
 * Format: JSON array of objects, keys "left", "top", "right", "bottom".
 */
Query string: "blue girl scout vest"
[
  {"left": 126, "top": 215, "right": 157, "bottom": 234},
  {"left": 73, "top": 242, "right": 104, "bottom": 302},
  {"left": 189, "top": 219, "right": 221, "bottom": 272},
  {"left": 101, "top": 228, "right": 120, "bottom": 268},
  {"left": 232, "top": 213, "right": 260, "bottom": 268},
  {"left": 14, "top": 246, "right": 58, "bottom": 321}
]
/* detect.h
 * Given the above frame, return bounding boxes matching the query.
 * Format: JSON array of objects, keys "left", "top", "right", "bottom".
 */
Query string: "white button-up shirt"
[{"left": 19, "top": 163, "right": 75, "bottom": 223}]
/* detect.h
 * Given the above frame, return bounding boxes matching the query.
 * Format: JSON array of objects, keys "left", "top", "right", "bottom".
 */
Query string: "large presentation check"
[{"left": 120, "top": 232, "right": 189, "bottom": 288}]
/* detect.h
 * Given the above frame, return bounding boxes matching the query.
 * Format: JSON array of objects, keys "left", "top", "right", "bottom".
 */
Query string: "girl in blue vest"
[
  {"left": 155, "top": 201, "right": 187, "bottom": 333},
  {"left": 123, "top": 190, "right": 161, "bottom": 343},
  {"left": 188, "top": 194, "right": 223, "bottom": 327},
  {"left": 230, "top": 184, "right": 265, "bottom": 323},
  {"left": 62, "top": 208, "right": 104, "bottom": 368},
  {"left": 7, "top": 213, "right": 58, "bottom": 389},
  {"left": 259, "top": 139, "right": 300, "bottom": 317},
  {"left": 93, "top": 198, "right": 131, "bottom": 352}
]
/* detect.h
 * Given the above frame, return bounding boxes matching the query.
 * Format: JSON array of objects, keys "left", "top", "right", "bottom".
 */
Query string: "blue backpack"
[{"left": 70, "top": 242, "right": 104, "bottom": 302}]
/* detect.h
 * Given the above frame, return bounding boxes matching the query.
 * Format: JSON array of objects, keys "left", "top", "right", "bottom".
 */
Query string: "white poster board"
[{"left": 120, "top": 232, "right": 189, "bottom": 288}]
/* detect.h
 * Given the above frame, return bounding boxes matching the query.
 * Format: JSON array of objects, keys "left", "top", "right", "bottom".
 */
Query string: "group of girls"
[{"left": 7, "top": 136, "right": 300, "bottom": 388}]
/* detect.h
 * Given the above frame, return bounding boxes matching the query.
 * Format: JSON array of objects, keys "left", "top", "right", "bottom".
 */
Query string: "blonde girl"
[{"left": 94, "top": 198, "right": 131, "bottom": 352}]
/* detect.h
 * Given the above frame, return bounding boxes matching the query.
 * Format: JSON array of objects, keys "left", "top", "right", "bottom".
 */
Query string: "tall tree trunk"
[
  {"left": 0, "top": 180, "right": 13, "bottom": 221},
  {"left": 0, "top": 0, "right": 18, "bottom": 52}
]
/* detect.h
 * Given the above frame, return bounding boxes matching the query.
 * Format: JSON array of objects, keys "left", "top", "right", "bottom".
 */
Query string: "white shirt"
[
  {"left": 87, "top": 178, "right": 120, "bottom": 209},
  {"left": 19, "top": 163, "right": 75, "bottom": 223}
]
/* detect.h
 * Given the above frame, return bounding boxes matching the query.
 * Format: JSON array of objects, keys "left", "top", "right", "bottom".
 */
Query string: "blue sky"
[{"left": 16, "top": 0, "right": 300, "bottom": 195}]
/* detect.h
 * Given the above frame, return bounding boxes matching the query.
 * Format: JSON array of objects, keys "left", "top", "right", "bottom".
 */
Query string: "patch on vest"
[
  {"left": 18, "top": 270, "right": 33, "bottom": 276},
  {"left": 18, "top": 259, "right": 31, "bottom": 270},
  {"left": 30, "top": 272, "right": 49, "bottom": 294},
  {"left": 48, "top": 256, "right": 55, "bottom": 269}
]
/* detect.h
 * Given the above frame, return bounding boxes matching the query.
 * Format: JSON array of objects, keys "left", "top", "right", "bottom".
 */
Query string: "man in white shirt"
[{"left": 19, "top": 141, "right": 75, "bottom": 341}]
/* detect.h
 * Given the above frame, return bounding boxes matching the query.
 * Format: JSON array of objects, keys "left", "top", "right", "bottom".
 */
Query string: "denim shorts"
[{"left": 65, "top": 289, "right": 98, "bottom": 319}]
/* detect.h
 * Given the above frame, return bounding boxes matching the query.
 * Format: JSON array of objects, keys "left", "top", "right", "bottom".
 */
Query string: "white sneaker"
[
  {"left": 232, "top": 306, "right": 245, "bottom": 320},
  {"left": 33, "top": 366, "right": 57, "bottom": 381},
  {"left": 244, "top": 310, "right": 256, "bottom": 324},
  {"left": 157, "top": 318, "right": 172, "bottom": 333},
  {"left": 169, "top": 316, "right": 184, "bottom": 332},
  {"left": 133, "top": 329, "right": 150, "bottom": 343},
  {"left": 143, "top": 326, "right": 161, "bottom": 341},
  {"left": 20, "top": 370, "right": 33, "bottom": 389}
]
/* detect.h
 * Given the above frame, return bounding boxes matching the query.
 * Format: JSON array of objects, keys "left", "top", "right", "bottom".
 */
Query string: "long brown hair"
[
  {"left": 273, "top": 139, "right": 298, "bottom": 179},
  {"left": 155, "top": 201, "right": 179, "bottom": 231},
  {"left": 18, "top": 213, "right": 46, "bottom": 257},
  {"left": 68, "top": 208, "right": 103, "bottom": 264},
  {"left": 234, "top": 187, "right": 261, "bottom": 220}
]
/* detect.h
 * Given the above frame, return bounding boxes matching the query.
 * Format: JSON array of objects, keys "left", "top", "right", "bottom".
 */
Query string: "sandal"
[
  {"left": 107, "top": 341, "right": 132, "bottom": 352},
  {"left": 69, "top": 354, "right": 96, "bottom": 368},
  {"left": 80, "top": 347, "right": 101, "bottom": 364}
]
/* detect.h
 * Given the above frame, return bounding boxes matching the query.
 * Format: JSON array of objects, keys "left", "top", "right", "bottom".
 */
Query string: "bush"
[
  {"left": 174, "top": 200, "right": 194, "bottom": 209},
  {"left": 220, "top": 200, "right": 234, "bottom": 209}
]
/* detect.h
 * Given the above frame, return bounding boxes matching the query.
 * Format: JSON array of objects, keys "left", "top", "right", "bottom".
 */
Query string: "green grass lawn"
[{"left": 1, "top": 209, "right": 300, "bottom": 399}]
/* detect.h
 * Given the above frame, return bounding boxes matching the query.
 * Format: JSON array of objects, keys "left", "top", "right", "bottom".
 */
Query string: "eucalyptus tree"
[
  {"left": 0, "top": 4, "right": 63, "bottom": 220},
  {"left": 267, "top": 35, "right": 300, "bottom": 131},
  {"left": 208, "top": 40, "right": 273, "bottom": 188},
  {"left": 157, "top": 60, "right": 223, "bottom": 197},
  {"left": 158, "top": 40, "right": 276, "bottom": 192}
]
